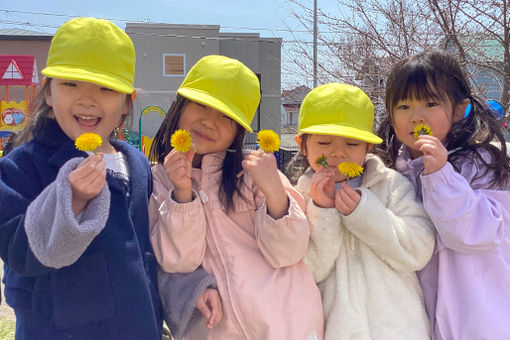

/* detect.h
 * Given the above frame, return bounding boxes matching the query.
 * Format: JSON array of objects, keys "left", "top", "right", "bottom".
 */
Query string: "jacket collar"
[
  {"left": 33, "top": 116, "right": 86, "bottom": 169},
  {"left": 33, "top": 116, "right": 150, "bottom": 200},
  {"left": 395, "top": 145, "right": 425, "bottom": 180},
  {"left": 191, "top": 151, "right": 226, "bottom": 183}
]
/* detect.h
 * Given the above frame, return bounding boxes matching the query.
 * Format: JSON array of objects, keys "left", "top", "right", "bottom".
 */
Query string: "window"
[
  {"left": 287, "top": 110, "right": 298, "bottom": 126},
  {"left": 2, "top": 61, "right": 23, "bottom": 80},
  {"left": 163, "top": 54, "right": 185, "bottom": 77}
]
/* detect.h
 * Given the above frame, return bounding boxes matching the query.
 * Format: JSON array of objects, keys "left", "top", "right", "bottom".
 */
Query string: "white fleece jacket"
[{"left": 297, "top": 154, "right": 435, "bottom": 340}]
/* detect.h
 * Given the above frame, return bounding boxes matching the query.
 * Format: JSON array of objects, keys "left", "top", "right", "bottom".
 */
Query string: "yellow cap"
[
  {"left": 177, "top": 55, "right": 260, "bottom": 132},
  {"left": 42, "top": 17, "right": 135, "bottom": 94},
  {"left": 299, "top": 83, "right": 382, "bottom": 144}
]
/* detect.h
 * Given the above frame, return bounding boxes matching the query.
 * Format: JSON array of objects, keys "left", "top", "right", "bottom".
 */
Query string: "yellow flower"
[
  {"left": 315, "top": 155, "right": 329, "bottom": 169},
  {"left": 337, "top": 162, "right": 364, "bottom": 181},
  {"left": 171, "top": 129, "right": 193, "bottom": 153},
  {"left": 413, "top": 124, "right": 433, "bottom": 140},
  {"left": 75, "top": 133, "right": 102, "bottom": 153},
  {"left": 257, "top": 129, "right": 280, "bottom": 153}
]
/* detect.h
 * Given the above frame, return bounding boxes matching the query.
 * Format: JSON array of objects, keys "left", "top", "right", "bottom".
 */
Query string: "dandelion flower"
[
  {"left": 171, "top": 129, "right": 192, "bottom": 153},
  {"left": 315, "top": 155, "right": 329, "bottom": 169},
  {"left": 75, "top": 133, "right": 102, "bottom": 153},
  {"left": 413, "top": 124, "right": 433, "bottom": 140},
  {"left": 257, "top": 130, "right": 280, "bottom": 153},
  {"left": 337, "top": 162, "right": 364, "bottom": 183}
]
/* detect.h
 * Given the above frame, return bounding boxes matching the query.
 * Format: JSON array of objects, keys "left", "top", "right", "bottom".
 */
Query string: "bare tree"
[{"left": 283, "top": 0, "right": 510, "bottom": 124}]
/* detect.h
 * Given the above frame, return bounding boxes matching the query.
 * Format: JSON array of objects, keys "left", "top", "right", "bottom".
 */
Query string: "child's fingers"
[
  {"left": 185, "top": 148, "right": 195, "bottom": 163},
  {"left": 167, "top": 158, "right": 188, "bottom": 174},
  {"left": 335, "top": 187, "right": 359, "bottom": 215},
  {"left": 417, "top": 135, "right": 440, "bottom": 142},
  {"left": 208, "top": 306, "right": 223, "bottom": 328},
  {"left": 206, "top": 294, "right": 223, "bottom": 328},
  {"left": 69, "top": 158, "right": 105, "bottom": 185},
  {"left": 341, "top": 183, "right": 361, "bottom": 202},
  {"left": 337, "top": 189, "right": 356, "bottom": 207},
  {"left": 76, "top": 153, "right": 104, "bottom": 169},
  {"left": 72, "top": 164, "right": 106, "bottom": 198},
  {"left": 311, "top": 171, "right": 332, "bottom": 186},
  {"left": 195, "top": 296, "right": 211, "bottom": 321},
  {"left": 311, "top": 176, "right": 329, "bottom": 196},
  {"left": 79, "top": 159, "right": 106, "bottom": 182},
  {"left": 163, "top": 149, "right": 190, "bottom": 174},
  {"left": 335, "top": 190, "right": 349, "bottom": 212},
  {"left": 314, "top": 176, "right": 328, "bottom": 191},
  {"left": 85, "top": 171, "right": 107, "bottom": 195},
  {"left": 73, "top": 155, "right": 104, "bottom": 178}
]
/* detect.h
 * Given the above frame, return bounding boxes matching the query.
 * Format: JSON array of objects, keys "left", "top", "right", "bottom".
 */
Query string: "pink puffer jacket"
[{"left": 150, "top": 152, "right": 324, "bottom": 340}]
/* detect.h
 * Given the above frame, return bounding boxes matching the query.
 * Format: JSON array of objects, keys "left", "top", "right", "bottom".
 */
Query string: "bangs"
[{"left": 387, "top": 61, "right": 449, "bottom": 113}]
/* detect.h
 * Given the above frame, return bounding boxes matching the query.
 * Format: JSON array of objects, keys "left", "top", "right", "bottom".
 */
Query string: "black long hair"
[
  {"left": 12, "top": 78, "right": 53, "bottom": 147},
  {"left": 376, "top": 50, "right": 510, "bottom": 188},
  {"left": 149, "top": 94, "right": 248, "bottom": 211}
]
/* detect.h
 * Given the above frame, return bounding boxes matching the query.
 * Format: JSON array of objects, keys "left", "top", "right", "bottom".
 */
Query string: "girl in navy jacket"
[{"left": 0, "top": 17, "right": 219, "bottom": 340}]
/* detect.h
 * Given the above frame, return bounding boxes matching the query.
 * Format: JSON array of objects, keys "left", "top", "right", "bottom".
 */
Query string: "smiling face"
[
  {"left": 392, "top": 95, "right": 464, "bottom": 159},
  {"left": 45, "top": 78, "right": 128, "bottom": 154},
  {"left": 296, "top": 133, "right": 371, "bottom": 182},
  {"left": 177, "top": 101, "right": 239, "bottom": 156},
  {"left": 3, "top": 112, "right": 13, "bottom": 125}
]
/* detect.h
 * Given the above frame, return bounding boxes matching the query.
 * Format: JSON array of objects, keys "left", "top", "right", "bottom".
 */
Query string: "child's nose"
[
  {"left": 329, "top": 147, "right": 344, "bottom": 158},
  {"left": 76, "top": 90, "right": 97, "bottom": 107},
  {"left": 410, "top": 111, "right": 426, "bottom": 124},
  {"left": 200, "top": 116, "right": 216, "bottom": 130}
]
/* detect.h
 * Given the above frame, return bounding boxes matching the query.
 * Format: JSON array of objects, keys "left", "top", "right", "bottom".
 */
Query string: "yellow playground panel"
[
  {"left": 141, "top": 135, "right": 154, "bottom": 157},
  {"left": 1, "top": 100, "right": 27, "bottom": 132}
]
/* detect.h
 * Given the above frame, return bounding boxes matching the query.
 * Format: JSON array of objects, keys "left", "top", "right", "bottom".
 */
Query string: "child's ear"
[
  {"left": 454, "top": 98, "right": 469, "bottom": 122},
  {"left": 367, "top": 143, "right": 374, "bottom": 152},
  {"left": 294, "top": 135, "right": 305, "bottom": 155},
  {"left": 44, "top": 90, "right": 53, "bottom": 107}
]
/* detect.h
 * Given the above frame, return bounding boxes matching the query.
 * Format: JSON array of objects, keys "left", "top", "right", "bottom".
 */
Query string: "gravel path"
[{"left": 0, "top": 260, "right": 15, "bottom": 321}]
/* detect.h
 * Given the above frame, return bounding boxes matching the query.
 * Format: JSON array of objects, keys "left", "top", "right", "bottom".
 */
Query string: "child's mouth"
[
  {"left": 192, "top": 130, "right": 214, "bottom": 142},
  {"left": 75, "top": 115, "right": 100, "bottom": 129}
]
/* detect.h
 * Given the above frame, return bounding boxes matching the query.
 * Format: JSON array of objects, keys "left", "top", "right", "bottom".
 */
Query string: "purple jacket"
[{"left": 396, "top": 146, "right": 510, "bottom": 340}]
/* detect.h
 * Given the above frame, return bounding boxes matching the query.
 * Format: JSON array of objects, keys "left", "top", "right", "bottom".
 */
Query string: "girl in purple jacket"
[{"left": 377, "top": 50, "right": 510, "bottom": 340}]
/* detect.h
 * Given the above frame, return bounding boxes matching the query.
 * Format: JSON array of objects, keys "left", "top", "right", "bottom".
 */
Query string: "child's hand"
[
  {"left": 68, "top": 153, "right": 106, "bottom": 215},
  {"left": 163, "top": 148, "right": 194, "bottom": 202},
  {"left": 335, "top": 182, "right": 361, "bottom": 215},
  {"left": 242, "top": 150, "right": 289, "bottom": 219},
  {"left": 242, "top": 150, "right": 281, "bottom": 195},
  {"left": 196, "top": 288, "right": 223, "bottom": 329},
  {"left": 415, "top": 135, "right": 448, "bottom": 175},
  {"left": 310, "top": 168, "right": 335, "bottom": 208}
]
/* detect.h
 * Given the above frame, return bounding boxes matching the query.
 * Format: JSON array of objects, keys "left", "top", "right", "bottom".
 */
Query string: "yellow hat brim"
[
  {"left": 177, "top": 87, "right": 253, "bottom": 133},
  {"left": 42, "top": 65, "right": 134, "bottom": 94},
  {"left": 300, "top": 124, "right": 382, "bottom": 144}
]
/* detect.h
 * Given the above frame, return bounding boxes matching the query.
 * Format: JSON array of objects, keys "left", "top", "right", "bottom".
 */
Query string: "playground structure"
[
  {"left": 0, "top": 55, "right": 39, "bottom": 154},
  {"left": 138, "top": 105, "right": 166, "bottom": 157}
]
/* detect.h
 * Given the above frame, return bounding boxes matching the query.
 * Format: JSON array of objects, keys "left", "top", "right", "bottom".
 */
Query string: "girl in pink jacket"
[{"left": 148, "top": 55, "right": 324, "bottom": 340}]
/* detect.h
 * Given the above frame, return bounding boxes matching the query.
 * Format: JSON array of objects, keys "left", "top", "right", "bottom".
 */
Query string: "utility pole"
[{"left": 313, "top": 0, "right": 318, "bottom": 88}]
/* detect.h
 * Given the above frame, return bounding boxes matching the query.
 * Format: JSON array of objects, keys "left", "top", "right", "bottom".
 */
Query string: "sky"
[{"left": 0, "top": 0, "right": 341, "bottom": 89}]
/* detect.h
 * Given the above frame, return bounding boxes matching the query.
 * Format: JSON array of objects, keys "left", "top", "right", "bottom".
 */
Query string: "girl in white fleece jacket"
[{"left": 288, "top": 83, "right": 435, "bottom": 340}]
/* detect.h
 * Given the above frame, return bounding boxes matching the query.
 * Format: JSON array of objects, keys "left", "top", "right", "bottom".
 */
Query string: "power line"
[
  {"left": 60, "top": 0, "right": 79, "bottom": 16},
  {"left": 0, "top": 19, "right": 288, "bottom": 45},
  {"left": 0, "top": 9, "right": 146, "bottom": 23},
  {"left": 0, "top": 19, "right": 450, "bottom": 45},
  {"left": 0, "top": 9, "right": 336, "bottom": 33}
]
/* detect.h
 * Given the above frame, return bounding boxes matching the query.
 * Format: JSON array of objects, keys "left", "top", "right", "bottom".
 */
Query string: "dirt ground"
[{"left": 0, "top": 259, "right": 15, "bottom": 321}]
